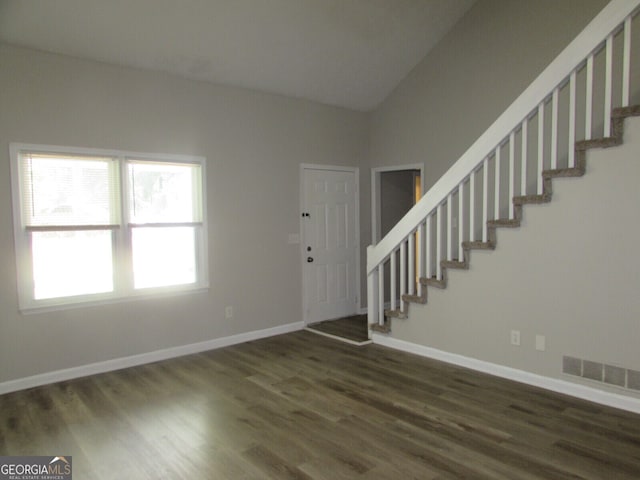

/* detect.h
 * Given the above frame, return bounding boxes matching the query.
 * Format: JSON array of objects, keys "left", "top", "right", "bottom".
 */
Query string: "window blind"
[{"left": 20, "top": 152, "right": 120, "bottom": 228}]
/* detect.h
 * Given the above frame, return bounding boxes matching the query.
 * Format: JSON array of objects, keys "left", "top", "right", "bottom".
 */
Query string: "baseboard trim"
[
  {"left": 372, "top": 334, "right": 640, "bottom": 415},
  {"left": 0, "top": 321, "right": 304, "bottom": 395}
]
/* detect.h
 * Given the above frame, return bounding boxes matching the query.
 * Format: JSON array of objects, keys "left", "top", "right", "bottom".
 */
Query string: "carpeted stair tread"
[
  {"left": 441, "top": 260, "right": 468, "bottom": 270},
  {"left": 370, "top": 106, "right": 640, "bottom": 333},
  {"left": 542, "top": 167, "right": 585, "bottom": 179},
  {"left": 462, "top": 241, "right": 495, "bottom": 250},
  {"left": 513, "top": 194, "right": 552, "bottom": 205},
  {"left": 385, "top": 309, "right": 407, "bottom": 319},
  {"left": 424, "top": 277, "right": 447, "bottom": 289},
  {"left": 576, "top": 137, "right": 621, "bottom": 150},
  {"left": 370, "top": 320, "right": 391, "bottom": 333},
  {"left": 487, "top": 219, "right": 521, "bottom": 228},
  {"left": 612, "top": 105, "right": 640, "bottom": 118},
  {"left": 402, "top": 293, "right": 427, "bottom": 304}
]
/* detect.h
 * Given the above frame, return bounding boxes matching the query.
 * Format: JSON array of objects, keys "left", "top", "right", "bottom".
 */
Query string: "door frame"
[
  {"left": 300, "top": 164, "right": 360, "bottom": 325},
  {"left": 371, "top": 163, "right": 424, "bottom": 245}
]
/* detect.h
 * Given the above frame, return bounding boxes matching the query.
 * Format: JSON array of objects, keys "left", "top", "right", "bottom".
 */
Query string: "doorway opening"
[
  {"left": 371, "top": 165, "right": 424, "bottom": 310},
  {"left": 371, "top": 164, "right": 424, "bottom": 245}
]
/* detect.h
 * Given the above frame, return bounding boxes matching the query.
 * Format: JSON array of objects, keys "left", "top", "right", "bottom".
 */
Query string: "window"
[{"left": 10, "top": 144, "right": 208, "bottom": 312}]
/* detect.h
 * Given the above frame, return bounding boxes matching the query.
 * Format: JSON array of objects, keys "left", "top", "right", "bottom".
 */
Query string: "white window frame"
[{"left": 10, "top": 143, "right": 209, "bottom": 313}]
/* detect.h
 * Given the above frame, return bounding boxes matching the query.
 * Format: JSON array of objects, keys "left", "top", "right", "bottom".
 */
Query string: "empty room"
[{"left": 1, "top": 0, "right": 640, "bottom": 478}]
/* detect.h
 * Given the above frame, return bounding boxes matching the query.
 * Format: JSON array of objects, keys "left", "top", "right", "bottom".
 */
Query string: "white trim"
[
  {"left": 19, "top": 286, "right": 210, "bottom": 316},
  {"left": 299, "top": 163, "right": 358, "bottom": 173},
  {"left": 370, "top": 163, "right": 425, "bottom": 245},
  {"left": 9, "top": 143, "right": 205, "bottom": 165},
  {"left": 372, "top": 334, "right": 640, "bottom": 415},
  {"left": 0, "top": 321, "right": 304, "bottom": 395},
  {"left": 304, "top": 327, "right": 372, "bottom": 346},
  {"left": 299, "top": 164, "right": 361, "bottom": 325},
  {"left": 9, "top": 142, "right": 209, "bottom": 312}
]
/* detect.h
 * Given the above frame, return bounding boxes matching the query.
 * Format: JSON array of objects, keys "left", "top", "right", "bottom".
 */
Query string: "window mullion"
[{"left": 116, "top": 155, "right": 135, "bottom": 295}]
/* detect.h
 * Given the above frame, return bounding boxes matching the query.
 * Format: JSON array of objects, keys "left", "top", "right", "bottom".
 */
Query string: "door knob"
[{"left": 307, "top": 257, "right": 314, "bottom": 263}]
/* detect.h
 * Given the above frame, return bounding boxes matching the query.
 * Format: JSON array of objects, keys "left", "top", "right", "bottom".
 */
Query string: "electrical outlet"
[
  {"left": 510, "top": 330, "right": 521, "bottom": 346},
  {"left": 535, "top": 334, "right": 546, "bottom": 351},
  {"left": 225, "top": 306, "right": 233, "bottom": 319}
]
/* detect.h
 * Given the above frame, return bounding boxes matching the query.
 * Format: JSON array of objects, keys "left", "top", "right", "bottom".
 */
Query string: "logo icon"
[{"left": 0, "top": 455, "right": 72, "bottom": 479}]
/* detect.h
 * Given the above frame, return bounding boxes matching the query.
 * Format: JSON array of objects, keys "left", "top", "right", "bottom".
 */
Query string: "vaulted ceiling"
[{"left": 0, "top": 0, "right": 475, "bottom": 111}]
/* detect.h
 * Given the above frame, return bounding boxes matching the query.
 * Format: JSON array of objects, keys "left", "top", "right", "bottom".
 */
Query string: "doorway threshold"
[{"left": 305, "top": 314, "right": 371, "bottom": 346}]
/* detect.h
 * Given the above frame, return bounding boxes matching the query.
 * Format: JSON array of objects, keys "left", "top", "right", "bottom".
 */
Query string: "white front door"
[{"left": 302, "top": 166, "right": 358, "bottom": 324}]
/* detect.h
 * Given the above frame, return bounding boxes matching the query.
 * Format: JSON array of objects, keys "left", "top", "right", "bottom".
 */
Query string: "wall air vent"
[{"left": 563, "top": 356, "right": 640, "bottom": 391}]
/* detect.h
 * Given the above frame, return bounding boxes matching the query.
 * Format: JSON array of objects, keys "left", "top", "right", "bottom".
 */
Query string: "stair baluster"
[
  {"left": 436, "top": 204, "right": 442, "bottom": 280},
  {"left": 605, "top": 35, "right": 614, "bottom": 136},
  {"left": 508, "top": 132, "right": 515, "bottom": 219},
  {"left": 458, "top": 181, "right": 465, "bottom": 259},
  {"left": 481, "top": 158, "right": 489, "bottom": 242},
  {"left": 569, "top": 72, "right": 577, "bottom": 168},
  {"left": 622, "top": 17, "right": 631, "bottom": 107},
  {"left": 586, "top": 54, "right": 594, "bottom": 140},
  {"left": 494, "top": 146, "right": 501, "bottom": 220},
  {"left": 389, "top": 249, "right": 396, "bottom": 312},
  {"left": 537, "top": 103, "right": 545, "bottom": 195}
]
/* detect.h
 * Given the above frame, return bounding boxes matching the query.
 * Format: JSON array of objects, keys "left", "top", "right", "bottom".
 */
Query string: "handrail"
[{"left": 367, "top": 0, "right": 640, "bottom": 274}]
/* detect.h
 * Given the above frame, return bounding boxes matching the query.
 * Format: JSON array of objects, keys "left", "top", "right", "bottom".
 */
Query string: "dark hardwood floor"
[{"left": 1, "top": 330, "right": 640, "bottom": 479}]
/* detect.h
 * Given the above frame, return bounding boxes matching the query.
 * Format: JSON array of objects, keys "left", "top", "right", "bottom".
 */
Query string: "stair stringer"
[{"left": 371, "top": 105, "right": 640, "bottom": 334}]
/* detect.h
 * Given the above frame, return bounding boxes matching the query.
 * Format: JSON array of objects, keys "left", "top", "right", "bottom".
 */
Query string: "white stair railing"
[{"left": 368, "top": 0, "right": 640, "bottom": 330}]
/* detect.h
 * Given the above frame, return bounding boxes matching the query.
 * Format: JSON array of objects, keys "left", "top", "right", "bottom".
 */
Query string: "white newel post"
[{"left": 366, "top": 248, "right": 378, "bottom": 330}]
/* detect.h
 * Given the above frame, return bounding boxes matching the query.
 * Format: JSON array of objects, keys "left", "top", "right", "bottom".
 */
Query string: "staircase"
[{"left": 367, "top": 0, "right": 640, "bottom": 334}]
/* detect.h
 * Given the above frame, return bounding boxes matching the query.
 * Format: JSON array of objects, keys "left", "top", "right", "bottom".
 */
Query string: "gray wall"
[
  {"left": 380, "top": 170, "right": 417, "bottom": 238},
  {"left": 391, "top": 116, "right": 640, "bottom": 395},
  {"left": 368, "top": 0, "right": 610, "bottom": 189},
  {"left": 0, "top": 44, "right": 368, "bottom": 383}
]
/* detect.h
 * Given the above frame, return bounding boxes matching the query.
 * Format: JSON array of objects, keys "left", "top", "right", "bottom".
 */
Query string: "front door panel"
[{"left": 303, "top": 168, "right": 358, "bottom": 324}]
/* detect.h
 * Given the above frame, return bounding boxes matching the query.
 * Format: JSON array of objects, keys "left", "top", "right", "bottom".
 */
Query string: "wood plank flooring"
[{"left": 1, "top": 330, "right": 640, "bottom": 479}]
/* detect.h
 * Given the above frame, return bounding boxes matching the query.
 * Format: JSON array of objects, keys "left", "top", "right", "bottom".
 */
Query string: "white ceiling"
[{"left": 0, "top": 0, "right": 475, "bottom": 111}]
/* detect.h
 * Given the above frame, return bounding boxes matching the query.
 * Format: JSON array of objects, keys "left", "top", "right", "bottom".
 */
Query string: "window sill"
[{"left": 18, "top": 285, "right": 210, "bottom": 316}]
